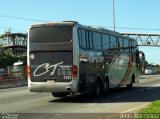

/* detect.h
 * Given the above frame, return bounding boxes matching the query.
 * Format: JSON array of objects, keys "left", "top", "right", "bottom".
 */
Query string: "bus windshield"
[{"left": 29, "top": 26, "right": 72, "bottom": 43}]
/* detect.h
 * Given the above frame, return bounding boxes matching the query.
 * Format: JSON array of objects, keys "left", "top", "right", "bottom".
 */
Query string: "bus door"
[{"left": 107, "top": 53, "right": 130, "bottom": 87}]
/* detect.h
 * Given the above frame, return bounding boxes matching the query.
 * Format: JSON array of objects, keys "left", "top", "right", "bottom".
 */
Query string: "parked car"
[{"left": 144, "top": 67, "right": 156, "bottom": 75}]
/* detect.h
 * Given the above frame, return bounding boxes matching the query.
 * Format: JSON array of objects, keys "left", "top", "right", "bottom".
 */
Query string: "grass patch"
[
  {"left": 139, "top": 100, "right": 160, "bottom": 113},
  {"left": 136, "top": 100, "right": 160, "bottom": 119}
]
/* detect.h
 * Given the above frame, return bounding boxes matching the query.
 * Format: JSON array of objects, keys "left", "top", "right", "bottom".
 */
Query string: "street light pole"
[{"left": 113, "top": 0, "right": 116, "bottom": 31}]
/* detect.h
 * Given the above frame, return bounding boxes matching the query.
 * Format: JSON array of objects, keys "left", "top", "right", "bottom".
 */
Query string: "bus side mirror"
[{"left": 139, "top": 51, "right": 145, "bottom": 60}]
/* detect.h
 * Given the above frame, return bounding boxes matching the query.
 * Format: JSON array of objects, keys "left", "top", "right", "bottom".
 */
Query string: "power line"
[
  {"left": 0, "top": 14, "right": 48, "bottom": 22},
  {"left": 115, "top": 27, "right": 160, "bottom": 31},
  {"left": 0, "top": 14, "right": 160, "bottom": 31},
  {"left": 105, "top": 26, "right": 160, "bottom": 31}
]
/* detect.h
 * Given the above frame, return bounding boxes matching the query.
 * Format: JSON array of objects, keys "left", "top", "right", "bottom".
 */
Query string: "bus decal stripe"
[{"left": 121, "top": 55, "right": 133, "bottom": 84}]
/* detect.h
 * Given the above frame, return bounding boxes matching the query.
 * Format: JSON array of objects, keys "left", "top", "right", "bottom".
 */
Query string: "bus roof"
[
  {"left": 30, "top": 21, "right": 76, "bottom": 28},
  {"left": 30, "top": 21, "right": 135, "bottom": 40}
]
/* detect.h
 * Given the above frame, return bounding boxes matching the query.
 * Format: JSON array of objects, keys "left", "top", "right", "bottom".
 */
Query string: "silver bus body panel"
[{"left": 28, "top": 79, "right": 78, "bottom": 93}]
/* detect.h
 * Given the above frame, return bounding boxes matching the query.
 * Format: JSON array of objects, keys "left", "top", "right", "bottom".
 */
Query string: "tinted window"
[
  {"left": 81, "top": 29, "right": 86, "bottom": 48},
  {"left": 86, "top": 31, "right": 89, "bottom": 49},
  {"left": 110, "top": 36, "right": 117, "bottom": 49},
  {"left": 78, "top": 29, "right": 82, "bottom": 46},
  {"left": 133, "top": 40, "right": 138, "bottom": 52},
  {"left": 146, "top": 67, "right": 152, "bottom": 70},
  {"left": 130, "top": 40, "right": 134, "bottom": 52},
  {"left": 30, "top": 26, "right": 72, "bottom": 43},
  {"left": 78, "top": 29, "right": 86, "bottom": 48},
  {"left": 119, "top": 37, "right": 124, "bottom": 52},
  {"left": 85, "top": 31, "right": 93, "bottom": 49},
  {"left": 134, "top": 40, "right": 138, "bottom": 48},
  {"left": 93, "top": 32, "right": 102, "bottom": 50},
  {"left": 89, "top": 32, "right": 93, "bottom": 49},
  {"left": 102, "top": 34, "right": 110, "bottom": 50},
  {"left": 124, "top": 39, "right": 129, "bottom": 52}
]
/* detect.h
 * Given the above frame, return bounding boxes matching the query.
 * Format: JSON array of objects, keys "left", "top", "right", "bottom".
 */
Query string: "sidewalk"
[{"left": 0, "top": 79, "right": 27, "bottom": 89}]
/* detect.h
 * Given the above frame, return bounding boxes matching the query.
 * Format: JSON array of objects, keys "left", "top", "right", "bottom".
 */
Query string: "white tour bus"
[{"left": 27, "top": 21, "right": 141, "bottom": 97}]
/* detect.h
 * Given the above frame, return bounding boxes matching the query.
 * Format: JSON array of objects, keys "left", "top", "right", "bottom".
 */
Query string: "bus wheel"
[
  {"left": 127, "top": 74, "right": 135, "bottom": 89},
  {"left": 103, "top": 79, "right": 109, "bottom": 95},
  {"left": 93, "top": 81, "right": 101, "bottom": 97},
  {"left": 126, "top": 81, "right": 133, "bottom": 89},
  {"left": 52, "top": 92, "right": 67, "bottom": 97}
]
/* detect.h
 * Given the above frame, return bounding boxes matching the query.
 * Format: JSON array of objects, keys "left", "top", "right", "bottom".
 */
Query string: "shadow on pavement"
[{"left": 49, "top": 86, "right": 160, "bottom": 103}]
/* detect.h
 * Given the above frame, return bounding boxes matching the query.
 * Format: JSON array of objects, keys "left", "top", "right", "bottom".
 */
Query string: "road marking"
[
  {"left": 153, "top": 84, "right": 160, "bottom": 87},
  {"left": 122, "top": 104, "right": 149, "bottom": 113},
  {"left": 113, "top": 96, "right": 122, "bottom": 99}
]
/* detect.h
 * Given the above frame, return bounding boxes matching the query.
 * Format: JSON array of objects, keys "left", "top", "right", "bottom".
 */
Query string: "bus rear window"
[{"left": 29, "top": 26, "right": 72, "bottom": 43}]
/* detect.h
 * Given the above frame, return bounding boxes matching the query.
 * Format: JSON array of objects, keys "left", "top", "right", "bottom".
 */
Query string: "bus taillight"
[
  {"left": 27, "top": 65, "right": 31, "bottom": 77},
  {"left": 72, "top": 65, "right": 78, "bottom": 77}
]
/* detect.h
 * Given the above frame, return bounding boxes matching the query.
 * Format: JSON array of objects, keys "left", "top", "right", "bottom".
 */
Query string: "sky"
[{"left": 0, "top": 0, "right": 160, "bottom": 64}]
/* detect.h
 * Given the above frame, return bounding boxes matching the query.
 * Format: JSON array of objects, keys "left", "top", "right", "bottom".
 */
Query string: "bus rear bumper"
[{"left": 28, "top": 81, "right": 78, "bottom": 93}]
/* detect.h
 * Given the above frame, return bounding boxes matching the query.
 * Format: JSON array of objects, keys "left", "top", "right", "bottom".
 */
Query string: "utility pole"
[{"left": 113, "top": 0, "right": 116, "bottom": 31}]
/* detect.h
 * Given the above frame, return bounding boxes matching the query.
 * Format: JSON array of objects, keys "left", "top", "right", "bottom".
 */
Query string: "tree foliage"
[{"left": 0, "top": 54, "right": 26, "bottom": 68}]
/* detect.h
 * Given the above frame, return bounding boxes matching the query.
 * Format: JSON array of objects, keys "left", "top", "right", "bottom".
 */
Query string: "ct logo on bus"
[{"left": 33, "top": 62, "right": 63, "bottom": 77}]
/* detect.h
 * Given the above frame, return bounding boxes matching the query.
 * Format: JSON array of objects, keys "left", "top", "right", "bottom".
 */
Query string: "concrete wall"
[{"left": 0, "top": 79, "right": 27, "bottom": 89}]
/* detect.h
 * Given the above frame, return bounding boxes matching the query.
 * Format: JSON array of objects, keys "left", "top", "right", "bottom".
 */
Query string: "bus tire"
[
  {"left": 126, "top": 81, "right": 133, "bottom": 89},
  {"left": 93, "top": 80, "right": 101, "bottom": 97},
  {"left": 52, "top": 92, "right": 67, "bottom": 97},
  {"left": 126, "top": 74, "right": 135, "bottom": 89},
  {"left": 102, "top": 78, "right": 109, "bottom": 95}
]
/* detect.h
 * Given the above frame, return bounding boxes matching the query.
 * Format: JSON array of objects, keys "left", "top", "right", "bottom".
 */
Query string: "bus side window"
[
  {"left": 124, "top": 39, "right": 129, "bottom": 53},
  {"left": 128, "top": 39, "right": 131, "bottom": 53},
  {"left": 86, "top": 31, "right": 94, "bottom": 49},
  {"left": 116, "top": 37, "right": 120, "bottom": 50},
  {"left": 93, "top": 32, "right": 102, "bottom": 50},
  {"left": 78, "top": 29, "right": 87, "bottom": 49},
  {"left": 102, "top": 34, "right": 110, "bottom": 50},
  {"left": 89, "top": 31, "right": 93, "bottom": 49},
  {"left": 78, "top": 29, "right": 82, "bottom": 47},
  {"left": 110, "top": 36, "right": 117, "bottom": 50},
  {"left": 81, "top": 29, "right": 86, "bottom": 49},
  {"left": 119, "top": 37, "right": 124, "bottom": 52},
  {"left": 134, "top": 40, "right": 138, "bottom": 50},
  {"left": 85, "top": 31, "right": 90, "bottom": 49},
  {"left": 131, "top": 40, "right": 134, "bottom": 53}
]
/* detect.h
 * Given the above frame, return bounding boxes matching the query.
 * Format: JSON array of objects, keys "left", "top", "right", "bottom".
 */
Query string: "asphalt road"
[{"left": 0, "top": 75, "right": 160, "bottom": 119}]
